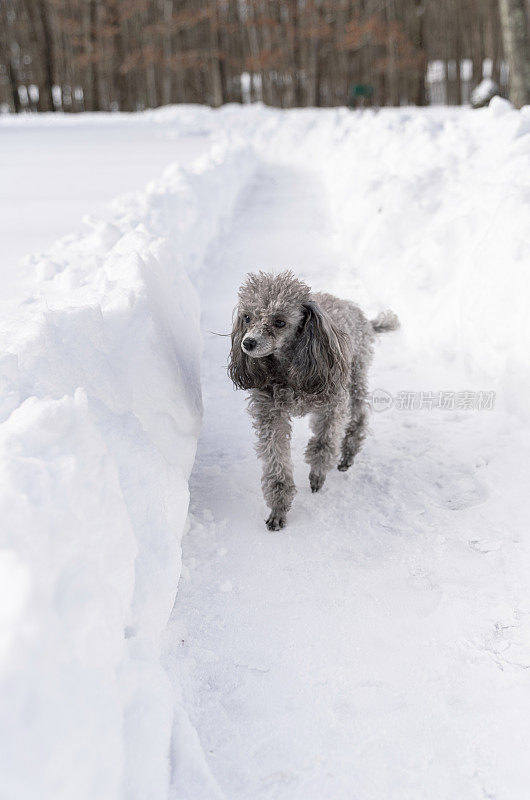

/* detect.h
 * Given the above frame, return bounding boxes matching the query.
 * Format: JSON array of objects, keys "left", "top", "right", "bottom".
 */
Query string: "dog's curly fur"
[{"left": 228, "top": 270, "right": 399, "bottom": 530}]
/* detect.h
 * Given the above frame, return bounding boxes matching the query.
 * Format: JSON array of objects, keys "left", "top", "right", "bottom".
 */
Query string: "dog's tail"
[{"left": 371, "top": 310, "right": 400, "bottom": 334}]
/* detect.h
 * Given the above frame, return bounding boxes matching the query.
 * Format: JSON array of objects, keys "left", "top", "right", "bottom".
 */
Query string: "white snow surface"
[
  {"left": 470, "top": 77, "right": 500, "bottom": 106},
  {"left": 0, "top": 134, "right": 256, "bottom": 799},
  {"left": 1, "top": 102, "right": 530, "bottom": 799},
  {"left": 0, "top": 111, "right": 213, "bottom": 297}
]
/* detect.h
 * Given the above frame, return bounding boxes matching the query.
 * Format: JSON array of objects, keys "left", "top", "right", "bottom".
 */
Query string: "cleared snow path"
[{"left": 163, "top": 157, "right": 530, "bottom": 800}]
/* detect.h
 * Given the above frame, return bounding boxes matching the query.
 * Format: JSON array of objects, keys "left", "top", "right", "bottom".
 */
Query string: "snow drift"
[
  {"left": 215, "top": 101, "right": 530, "bottom": 416},
  {"left": 150, "top": 101, "right": 530, "bottom": 414},
  {"left": 0, "top": 142, "right": 256, "bottom": 800},
  {"left": 1, "top": 101, "right": 529, "bottom": 800}
]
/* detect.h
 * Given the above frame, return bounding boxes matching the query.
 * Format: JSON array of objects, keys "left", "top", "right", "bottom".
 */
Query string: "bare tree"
[
  {"left": 1, "top": 0, "right": 21, "bottom": 111},
  {"left": 33, "top": 0, "right": 55, "bottom": 110},
  {"left": 498, "top": 0, "right": 530, "bottom": 107},
  {"left": 0, "top": 0, "right": 527, "bottom": 113}
]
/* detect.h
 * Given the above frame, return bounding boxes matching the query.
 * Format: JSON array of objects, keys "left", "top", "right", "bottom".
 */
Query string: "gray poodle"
[{"left": 228, "top": 271, "right": 399, "bottom": 530}]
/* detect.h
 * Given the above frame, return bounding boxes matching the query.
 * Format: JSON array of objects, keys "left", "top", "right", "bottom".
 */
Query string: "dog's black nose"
[{"left": 243, "top": 338, "right": 257, "bottom": 351}]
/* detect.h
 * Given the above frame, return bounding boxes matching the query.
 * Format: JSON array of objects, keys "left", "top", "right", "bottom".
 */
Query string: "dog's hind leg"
[
  {"left": 338, "top": 363, "right": 369, "bottom": 472},
  {"left": 305, "top": 393, "right": 349, "bottom": 492}
]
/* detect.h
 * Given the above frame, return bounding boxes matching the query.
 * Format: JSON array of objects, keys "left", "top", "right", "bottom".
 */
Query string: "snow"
[
  {"left": 471, "top": 77, "right": 500, "bottom": 107},
  {"left": 0, "top": 135, "right": 256, "bottom": 799},
  {"left": 0, "top": 111, "right": 213, "bottom": 304},
  {"left": 1, "top": 102, "right": 530, "bottom": 799}
]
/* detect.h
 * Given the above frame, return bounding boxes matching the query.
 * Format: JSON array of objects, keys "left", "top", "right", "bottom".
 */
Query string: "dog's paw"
[
  {"left": 266, "top": 513, "right": 286, "bottom": 531},
  {"left": 309, "top": 471, "right": 326, "bottom": 493},
  {"left": 337, "top": 459, "right": 352, "bottom": 472}
]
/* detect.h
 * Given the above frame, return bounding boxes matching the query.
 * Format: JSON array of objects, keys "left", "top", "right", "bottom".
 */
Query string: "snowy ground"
[
  {"left": 2, "top": 102, "right": 530, "bottom": 800},
  {"left": 0, "top": 112, "right": 212, "bottom": 304}
]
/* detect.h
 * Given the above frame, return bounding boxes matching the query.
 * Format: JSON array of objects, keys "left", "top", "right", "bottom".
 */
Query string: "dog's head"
[{"left": 228, "top": 270, "right": 351, "bottom": 394}]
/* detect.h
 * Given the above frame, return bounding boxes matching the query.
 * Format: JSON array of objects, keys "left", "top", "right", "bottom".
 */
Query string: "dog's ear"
[
  {"left": 227, "top": 310, "right": 270, "bottom": 390},
  {"left": 290, "top": 300, "right": 351, "bottom": 394}
]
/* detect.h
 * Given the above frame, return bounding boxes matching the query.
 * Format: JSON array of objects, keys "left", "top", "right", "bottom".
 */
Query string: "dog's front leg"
[
  {"left": 305, "top": 393, "right": 349, "bottom": 492},
  {"left": 249, "top": 392, "right": 296, "bottom": 531}
]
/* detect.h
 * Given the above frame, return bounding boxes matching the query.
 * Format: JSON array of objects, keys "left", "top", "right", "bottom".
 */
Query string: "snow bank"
[
  {"left": 307, "top": 104, "right": 530, "bottom": 416},
  {"left": 125, "top": 102, "right": 530, "bottom": 415},
  {"left": 0, "top": 142, "right": 256, "bottom": 800},
  {"left": 202, "top": 103, "right": 530, "bottom": 416}
]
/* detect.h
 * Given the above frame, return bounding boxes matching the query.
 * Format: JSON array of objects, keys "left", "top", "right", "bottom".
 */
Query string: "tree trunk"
[
  {"left": 7, "top": 56, "right": 22, "bottom": 112},
  {"left": 34, "top": 0, "right": 55, "bottom": 111},
  {"left": 208, "top": 0, "right": 224, "bottom": 106},
  {"left": 88, "top": 0, "right": 101, "bottom": 111},
  {"left": 292, "top": 0, "right": 303, "bottom": 105},
  {"left": 112, "top": 3, "right": 130, "bottom": 111},
  {"left": 386, "top": 0, "right": 399, "bottom": 106},
  {"left": 471, "top": 0, "right": 485, "bottom": 86},
  {"left": 491, "top": 0, "right": 503, "bottom": 86},
  {"left": 0, "top": 0, "right": 21, "bottom": 112},
  {"left": 161, "top": 0, "right": 173, "bottom": 106},
  {"left": 413, "top": 0, "right": 427, "bottom": 105},
  {"left": 454, "top": 0, "right": 462, "bottom": 104},
  {"left": 498, "top": 0, "right": 530, "bottom": 108}
]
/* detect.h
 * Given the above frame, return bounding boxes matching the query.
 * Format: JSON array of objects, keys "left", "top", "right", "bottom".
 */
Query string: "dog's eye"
[
  {"left": 243, "top": 314, "right": 251, "bottom": 324},
  {"left": 273, "top": 319, "right": 286, "bottom": 328}
]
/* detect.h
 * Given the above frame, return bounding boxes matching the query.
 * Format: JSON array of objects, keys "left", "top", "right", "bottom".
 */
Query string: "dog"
[{"left": 228, "top": 270, "right": 399, "bottom": 530}]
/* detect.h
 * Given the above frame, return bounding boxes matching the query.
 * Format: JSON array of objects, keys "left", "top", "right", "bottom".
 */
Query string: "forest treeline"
[{"left": 1, "top": 0, "right": 529, "bottom": 113}]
